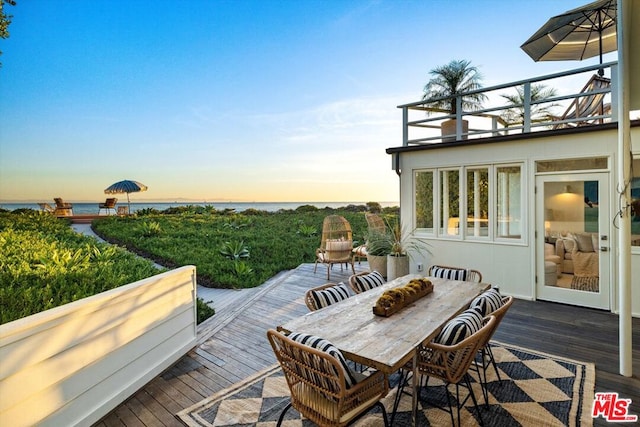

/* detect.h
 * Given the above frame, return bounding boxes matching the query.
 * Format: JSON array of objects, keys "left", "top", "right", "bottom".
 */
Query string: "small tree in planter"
[{"left": 422, "top": 59, "right": 487, "bottom": 142}]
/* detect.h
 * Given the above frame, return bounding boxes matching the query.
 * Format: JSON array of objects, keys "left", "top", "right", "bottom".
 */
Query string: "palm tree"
[
  {"left": 422, "top": 59, "right": 487, "bottom": 115},
  {"left": 500, "top": 83, "right": 560, "bottom": 129}
]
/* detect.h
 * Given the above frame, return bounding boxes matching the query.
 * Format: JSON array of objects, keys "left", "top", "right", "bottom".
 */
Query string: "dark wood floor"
[{"left": 95, "top": 263, "right": 639, "bottom": 426}]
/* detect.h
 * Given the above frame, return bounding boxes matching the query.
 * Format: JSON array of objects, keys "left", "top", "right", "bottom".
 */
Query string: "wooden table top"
[{"left": 278, "top": 274, "right": 490, "bottom": 374}]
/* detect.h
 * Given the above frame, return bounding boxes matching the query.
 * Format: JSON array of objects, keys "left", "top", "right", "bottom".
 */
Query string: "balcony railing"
[{"left": 398, "top": 61, "right": 617, "bottom": 146}]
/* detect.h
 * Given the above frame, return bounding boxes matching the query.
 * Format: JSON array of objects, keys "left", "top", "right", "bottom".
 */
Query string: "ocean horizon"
[{"left": 0, "top": 201, "right": 399, "bottom": 215}]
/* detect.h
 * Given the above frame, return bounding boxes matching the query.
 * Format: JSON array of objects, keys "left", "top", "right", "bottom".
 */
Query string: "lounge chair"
[
  {"left": 99, "top": 198, "right": 118, "bottom": 215},
  {"left": 38, "top": 203, "right": 55, "bottom": 213},
  {"left": 553, "top": 74, "right": 611, "bottom": 129},
  {"left": 314, "top": 215, "right": 356, "bottom": 280},
  {"left": 53, "top": 198, "right": 73, "bottom": 216}
]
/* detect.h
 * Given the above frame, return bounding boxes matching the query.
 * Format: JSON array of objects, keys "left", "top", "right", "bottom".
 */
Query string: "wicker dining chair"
[
  {"left": 266, "top": 329, "right": 389, "bottom": 427},
  {"left": 392, "top": 315, "right": 496, "bottom": 427},
  {"left": 473, "top": 296, "right": 514, "bottom": 405},
  {"left": 305, "top": 282, "right": 351, "bottom": 311},
  {"left": 314, "top": 215, "right": 356, "bottom": 280},
  {"left": 414, "top": 315, "right": 495, "bottom": 426},
  {"left": 428, "top": 264, "right": 483, "bottom": 283}
]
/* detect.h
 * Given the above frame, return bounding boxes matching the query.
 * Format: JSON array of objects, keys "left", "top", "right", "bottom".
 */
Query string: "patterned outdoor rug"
[
  {"left": 178, "top": 341, "right": 595, "bottom": 427},
  {"left": 571, "top": 276, "right": 600, "bottom": 292}
]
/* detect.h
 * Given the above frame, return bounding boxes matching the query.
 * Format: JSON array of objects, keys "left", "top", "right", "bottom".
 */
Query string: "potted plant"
[
  {"left": 422, "top": 59, "right": 487, "bottom": 142},
  {"left": 384, "top": 217, "right": 432, "bottom": 281}
]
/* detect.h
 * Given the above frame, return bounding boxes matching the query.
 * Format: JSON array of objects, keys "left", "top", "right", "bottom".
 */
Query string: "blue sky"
[{"left": 0, "top": 0, "right": 612, "bottom": 203}]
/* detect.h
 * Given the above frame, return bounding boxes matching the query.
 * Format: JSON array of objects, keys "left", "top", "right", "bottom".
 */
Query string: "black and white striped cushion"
[
  {"left": 431, "top": 267, "right": 468, "bottom": 281},
  {"left": 310, "top": 283, "right": 350, "bottom": 309},
  {"left": 434, "top": 308, "right": 484, "bottom": 345},
  {"left": 470, "top": 287, "right": 503, "bottom": 316},
  {"left": 353, "top": 271, "right": 385, "bottom": 293},
  {"left": 287, "top": 332, "right": 357, "bottom": 388}
]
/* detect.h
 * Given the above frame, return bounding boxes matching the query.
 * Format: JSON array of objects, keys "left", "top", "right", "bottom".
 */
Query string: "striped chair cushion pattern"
[
  {"left": 431, "top": 266, "right": 468, "bottom": 281},
  {"left": 434, "top": 307, "right": 484, "bottom": 346},
  {"left": 470, "top": 287, "right": 503, "bottom": 316},
  {"left": 310, "top": 283, "right": 350, "bottom": 309},
  {"left": 353, "top": 271, "right": 385, "bottom": 293},
  {"left": 287, "top": 332, "right": 357, "bottom": 388}
]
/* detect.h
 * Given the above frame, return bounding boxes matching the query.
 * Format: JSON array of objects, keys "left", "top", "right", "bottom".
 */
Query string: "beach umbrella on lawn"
[
  {"left": 520, "top": 0, "right": 616, "bottom": 75},
  {"left": 104, "top": 179, "right": 148, "bottom": 213}
]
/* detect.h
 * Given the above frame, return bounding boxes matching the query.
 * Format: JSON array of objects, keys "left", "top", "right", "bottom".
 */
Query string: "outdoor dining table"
[{"left": 277, "top": 273, "right": 490, "bottom": 424}]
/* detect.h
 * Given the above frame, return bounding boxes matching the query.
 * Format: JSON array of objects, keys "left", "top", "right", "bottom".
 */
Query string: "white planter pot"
[
  {"left": 387, "top": 255, "right": 409, "bottom": 281},
  {"left": 366, "top": 254, "right": 388, "bottom": 279}
]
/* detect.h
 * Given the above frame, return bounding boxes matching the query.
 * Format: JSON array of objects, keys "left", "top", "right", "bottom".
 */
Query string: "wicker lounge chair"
[
  {"left": 53, "top": 198, "right": 73, "bottom": 216},
  {"left": 353, "top": 213, "right": 388, "bottom": 263},
  {"left": 314, "top": 215, "right": 356, "bottom": 280},
  {"left": 266, "top": 329, "right": 389, "bottom": 427},
  {"left": 99, "top": 198, "right": 118, "bottom": 215},
  {"left": 428, "top": 264, "right": 483, "bottom": 282},
  {"left": 38, "top": 203, "right": 55, "bottom": 213}
]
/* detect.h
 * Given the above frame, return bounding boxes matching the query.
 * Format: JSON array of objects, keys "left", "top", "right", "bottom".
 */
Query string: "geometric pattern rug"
[{"left": 177, "top": 341, "right": 595, "bottom": 427}]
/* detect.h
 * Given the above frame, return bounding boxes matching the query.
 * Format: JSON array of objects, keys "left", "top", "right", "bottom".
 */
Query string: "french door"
[{"left": 536, "top": 172, "right": 610, "bottom": 309}]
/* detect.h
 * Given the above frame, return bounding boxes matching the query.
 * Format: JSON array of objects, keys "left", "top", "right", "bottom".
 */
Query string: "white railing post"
[
  {"left": 455, "top": 96, "right": 463, "bottom": 139},
  {"left": 402, "top": 107, "right": 409, "bottom": 146},
  {"left": 523, "top": 82, "right": 531, "bottom": 133},
  {"left": 610, "top": 63, "right": 619, "bottom": 122}
]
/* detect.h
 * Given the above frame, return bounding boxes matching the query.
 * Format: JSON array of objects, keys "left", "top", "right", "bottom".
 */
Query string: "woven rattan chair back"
[
  {"left": 314, "top": 215, "right": 355, "bottom": 280},
  {"left": 365, "top": 212, "right": 386, "bottom": 234},
  {"left": 428, "top": 264, "right": 483, "bottom": 283},
  {"left": 266, "top": 329, "right": 389, "bottom": 427},
  {"left": 554, "top": 74, "right": 611, "bottom": 129},
  {"left": 416, "top": 315, "right": 496, "bottom": 384}
]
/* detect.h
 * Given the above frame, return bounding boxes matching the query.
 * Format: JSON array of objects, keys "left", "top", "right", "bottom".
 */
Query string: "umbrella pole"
[{"left": 127, "top": 193, "right": 131, "bottom": 214}]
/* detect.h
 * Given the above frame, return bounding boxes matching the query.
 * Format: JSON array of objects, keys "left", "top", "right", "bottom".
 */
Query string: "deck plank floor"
[{"left": 95, "top": 262, "right": 639, "bottom": 427}]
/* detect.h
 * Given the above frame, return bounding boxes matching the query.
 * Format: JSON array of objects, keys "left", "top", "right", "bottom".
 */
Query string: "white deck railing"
[
  {"left": 0, "top": 266, "right": 198, "bottom": 427},
  {"left": 399, "top": 61, "right": 617, "bottom": 146}
]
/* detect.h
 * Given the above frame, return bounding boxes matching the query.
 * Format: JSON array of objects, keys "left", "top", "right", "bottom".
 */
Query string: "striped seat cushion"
[
  {"left": 470, "top": 287, "right": 503, "bottom": 316},
  {"left": 287, "top": 332, "right": 357, "bottom": 388},
  {"left": 434, "top": 307, "right": 484, "bottom": 346},
  {"left": 431, "top": 266, "right": 468, "bottom": 281},
  {"left": 353, "top": 271, "right": 385, "bottom": 293},
  {"left": 310, "top": 283, "right": 350, "bottom": 309}
]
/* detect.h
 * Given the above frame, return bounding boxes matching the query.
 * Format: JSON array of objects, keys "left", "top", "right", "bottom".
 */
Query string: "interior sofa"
[{"left": 555, "top": 232, "right": 599, "bottom": 276}]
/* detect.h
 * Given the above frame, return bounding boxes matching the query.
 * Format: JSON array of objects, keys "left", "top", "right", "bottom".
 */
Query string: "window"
[
  {"left": 415, "top": 170, "right": 434, "bottom": 232},
  {"left": 439, "top": 169, "right": 460, "bottom": 237},
  {"left": 496, "top": 165, "right": 522, "bottom": 239},
  {"left": 466, "top": 167, "right": 489, "bottom": 238},
  {"left": 413, "top": 163, "right": 523, "bottom": 242}
]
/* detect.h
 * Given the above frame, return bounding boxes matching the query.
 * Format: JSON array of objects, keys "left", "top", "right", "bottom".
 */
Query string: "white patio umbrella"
[
  {"left": 104, "top": 179, "right": 148, "bottom": 213},
  {"left": 520, "top": 0, "right": 616, "bottom": 75}
]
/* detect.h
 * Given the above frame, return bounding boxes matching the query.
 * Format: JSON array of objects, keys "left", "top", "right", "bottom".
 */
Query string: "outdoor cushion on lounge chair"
[{"left": 99, "top": 198, "right": 118, "bottom": 215}]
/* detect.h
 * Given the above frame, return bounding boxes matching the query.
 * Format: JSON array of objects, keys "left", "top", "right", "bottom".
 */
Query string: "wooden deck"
[{"left": 95, "top": 263, "right": 640, "bottom": 427}]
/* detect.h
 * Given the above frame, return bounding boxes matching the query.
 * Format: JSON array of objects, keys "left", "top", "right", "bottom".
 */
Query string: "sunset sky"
[{"left": 0, "top": 0, "right": 612, "bottom": 203}]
